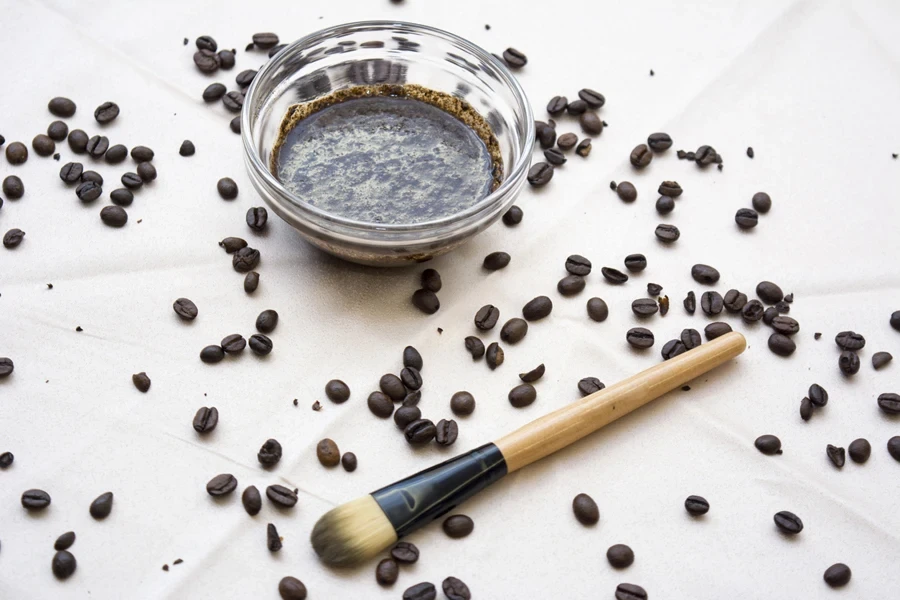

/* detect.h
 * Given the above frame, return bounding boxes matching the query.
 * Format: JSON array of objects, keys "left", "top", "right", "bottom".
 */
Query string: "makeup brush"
[{"left": 311, "top": 330, "right": 746, "bottom": 566}]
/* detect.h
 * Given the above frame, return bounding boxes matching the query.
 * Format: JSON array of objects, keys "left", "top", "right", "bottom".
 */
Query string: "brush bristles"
[{"left": 310, "top": 495, "right": 398, "bottom": 567}]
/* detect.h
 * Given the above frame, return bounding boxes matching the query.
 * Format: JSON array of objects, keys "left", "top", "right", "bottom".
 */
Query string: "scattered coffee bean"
[
  {"left": 655, "top": 195, "right": 675, "bottom": 215},
  {"left": 848, "top": 438, "right": 871, "bottom": 463},
  {"left": 752, "top": 192, "right": 772, "bottom": 213},
  {"left": 685, "top": 495, "right": 709, "bottom": 516},
  {"left": 82, "top": 170, "right": 103, "bottom": 184},
  {"left": 503, "top": 47, "right": 527, "bottom": 68},
  {"left": 2, "top": 175, "right": 24, "bottom": 199},
  {"left": 835, "top": 331, "right": 866, "bottom": 351},
  {"left": 179, "top": 140, "right": 195, "bottom": 156},
  {"left": 607, "top": 544, "right": 634, "bottom": 568},
  {"left": 566, "top": 99, "right": 587, "bottom": 115},
  {"left": 48, "top": 96, "right": 77, "bottom": 117},
  {"left": 658, "top": 181, "right": 682, "bottom": 197},
  {"left": 575, "top": 138, "right": 592, "bottom": 157},
  {"left": 203, "top": 83, "right": 227, "bottom": 102},
  {"left": 137, "top": 161, "right": 157, "bottom": 182},
  {"left": 624, "top": 253, "right": 646, "bottom": 272},
  {"left": 768, "top": 333, "right": 796, "bottom": 357},
  {"left": 527, "top": 162, "right": 553, "bottom": 186},
  {"left": 658, "top": 295, "right": 670, "bottom": 315},
  {"left": 500, "top": 318, "right": 528, "bottom": 344},
  {"left": 278, "top": 576, "right": 307, "bottom": 600},
  {"left": 735, "top": 208, "right": 758, "bottom": 229},
  {"left": 691, "top": 264, "right": 720, "bottom": 285},
  {"left": 192, "top": 407, "right": 219, "bottom": 433},
  {"left": 199, "top": 345, "right": 225, "bottom": 363},
  {"left": 435, "top": 419, "right": 459, "bottom": 446},
  {"left": 720, "top": 289, "right": 747, "bottom": 313},
  {"left": 872, "top": 351, "right": 892, "bottom": 369},
  {"left": 442, "top": 576, "right": 471, "bottom": 600},
  {"left": 221, "top": 334, "right": 246, "bottom": 354},
  {"left": 774, "top": 510, "right": 803, "bottom": 534},
  {"left": 754, "top": 281, "right": 783, "bottom": 304},
  {"left": 699, "top": 291, "right": 723, "bottom": 316},
  {"left": 503, "top": 205, "right": 523, "bottom": 226},
  {"left": 325, "top": 380, "right": 350, "bottom": 404},
  {"left": 0, "top": 450, "right": 14, "bottom": 466},
  {"left": 616, "top": 181, "right": 637, "bottom": 202},
  {"left": 629, "top": 144, "right": 652, "bottom": 168},
  {"left": 601, "top": 267, "right": 629, "bottom": 284},
  {"left": 75, "top": 181, "right": 102, "bottom": 202},
  {"left": 89, "top": 491, "right": 114, "bottom": 519},
  {"left": 655, "top": 224, "right": 680, "bottom": 242},
  {"left": 566, "top": 254, "right": 592, "bottom": 276},
  {"left": 132, "top": 372, "right": 151, "bottom": 393},
  {"left": 391, "top": 541, "right": 419, "bottom": 563},
  {"left": 680, "top": 328, "right": 702, "bottom": 350},
  {"left": 84, "top": 135, "right": 109, "bottom": 158},
  {"left": 483, "top": 251, "right": 510, "bottom": 270},
  {"left": 121, "top": 172, "right": 143, "bottom": 189},
  {"left": 416, "top": 271, "right": 442, "bottom": 296},
  {"left": 558, "top": 274, "right": 586, "bottom": 296},
  {"left": 52, "top": 550, "right": 77, "bottom": 580},
  {"left": 244, "top": 207, "right": 268, "bottom": 232},
  {"left": 661, "top": 339, "right": 687, "bottom": 360},
  {"left": 572, "top": 493, "right": 599, "bottom": 525},
  {"left": 647, "top": 132, "right": 673, "bottom": 151},
  {"left": 626, "top": 327, "right": 654, "bottom": 349},
  {"left": 578, "top": 377, "right": 605, "bottom": 397},
  {"left": 557, "top": 132, "right": 578, "bottom": 150},
  {"left": 547, "top": 96, "right": 568, "bottom": 115},
  {"left": 741, "top": 299, "right": 765, "bottom": 323},
  {"left": 59, "top": 162, "right": 83, "bottom": 184},
  {"left": 763, "top": 306, "right": 779, "bottom": 325},
  {"left": 403, "top": 581, "right": 436, "bottom": 600},
  {"left": 826, "top": 444, "right": 846, "bottom": 468},
  {"left": 32, "top": 134, "right": 55, "bottom": 156},
  {"left": 368, "top": 391, "right": 394, "bottom": 418},
  {"left": 221, "top": 91, "right": 244, "bottom": 112},
  {"left": 266, "top": 484, "right": 298, "bottom": 507},
  {"left": 243, "top": 271, "right": 260, "bottom": 293},
  {"left": 412, "top": 289, "right": 440, "bottom": 314},
  {"left": 808, "top": 383, "right": 828, "bottom": 407},
  {"left": 647, "top": 283, "right": 662, "bottom": 296},
  {"left": 217, "top": 177, "right": 239, "bottom": 200},
  {"left": 338, "top": 451, "right": 357, "bottom": 472},
  {"left": 887, "top": 436, "right": 900, "bottom": 462},
  {"left": 4, "top": 228, "right": 26, "bottom": 248},
  {"left": 823, "top": 563, "right": 851, "bottom": 588},
  {"left": 508, "top": 383, "right": 536, "bottom": 408},
  {"left": 173, "top": 297, "right": 198, "bottom": 320},
  {"left": 54, "top": 531, "right": 76, "bottom": 551},
  {"left": 578, "top": 88, "right": 605, "bottom": 108},
  {"left": 46, "top": 121, "right": 69, "bottom": 143},
  {"left": 258, "top": 439, "right": 283, "bottom": 466},
  {"left": 535, "top": 121, "right": 556, "bottom": 149},
  {"left": 462, "top": 335, "right": 486, "bottom": 361},
  {"left": 684, "top": 291, "right": 697, "bottom": 314},
  {"left": 405, "top": 419, "right": 436, "bottom": 444},
  {"left": 233, "top": 247, "right": 260, "bottom": 272},
  {"left": 130, "top": 145, "right": 154, "bottom": 162},
  {"left": 376, "top": 558, "right": 399, "bottom": 586},
  {"left": 267, "top": 523, "right": 282, "bottom": 552},
  {"left": 615, "top": 582, "right": 647, "bottom": 600},
  {"left": 206, "top": 474, "right": 237, "bottom": 496},
  {"left": 100, "top": 205, "right": 128, "bottom": 228},
  {"left": 523, "top": 295, "right": 553, "bottom": 320},
  {"left": 241, "top": 486, "right": 262, "bottom": 515},
  {"left": 22, "top": 489, "right": 52, "bottom": 510},
  {"left": 473, "top": 305, "right": 501, "bottom": 332},
  {"left": 755, "top": 434, "right": 783, "bottom": 455},
  {"left": 800, "top": 397, "right": 812, "bottom": 421},
  {"left": 486, "top": 342, "right": 504, "bottom": 369},
  {"left": 104, "top": 143, "right": 127, "bottom": 164},
  {"left": 771, "top": 316, "right": 799, "bottom": 336},
  {"left": 632, "top": 298, "right": 659, "bottom": 317},
  {"left": 694, "top": 145, "right": 719, "bottom": 166},
  {"left": 400, "top": 366, "right": 422, "bottom": 391},
  {"left": 247, "top": 333, "right": 271, "bottom": 356},
  {"left": 94, "top": 101, "right": 120, "bottom": 124},
  {"left": 587, "top": 297, "right": 609, "bottom": 322},
  {"left": 839, "top": 350, "right": 860, "bottom": 375},
  {"left": 447, "top": 391, "right": 477, "bottom": 417},
  {"left": 878, "top": 392, "right": 900, "bottom": 414},
  {"left": 580, "top": 112, "right": 603, "bottom": 135},
  {"left": 5, "top": 141, "right": 28, "bottom": 164}
]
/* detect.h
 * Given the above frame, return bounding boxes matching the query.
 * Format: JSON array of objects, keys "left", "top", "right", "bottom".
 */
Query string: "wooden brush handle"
[{"left": 494, "top": 331, "right": 746, "bottom": 473}]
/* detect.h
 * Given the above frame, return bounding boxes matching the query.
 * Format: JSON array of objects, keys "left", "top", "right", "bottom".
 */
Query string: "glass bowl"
[{"left": 241, "top": 20, "right": 534, "bottom": 266}]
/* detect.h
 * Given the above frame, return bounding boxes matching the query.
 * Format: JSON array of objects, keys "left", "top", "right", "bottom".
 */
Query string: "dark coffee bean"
[
  {"left": 626, "top": 327, "right": 654, "bottom": 349},
  {"left": 367, "top": 391, "right": 394, "bottom": 418},
  {"left": 2, "top": 175, "right": 24, "bottom": 199},
  {"left": 414, "top": 271, "right": 442, "bottom": 297},
  {"left": 54, "top": 531, "right": 76, "bottom": 551},
  {"left": 247, "top": 333, "right": 271, "bottom": 356},
  {"left": 890, "top": 436, "right": 900, "bottom": 462},
  {"left": 32, "top": 134, "right": 56, "bottom": 156},
  {"left": 632, "top": 298, "right": 659, "bottom": 317},
  {"left": 685, "top": 495, "right": 709, "bottom": 516},
  {"left": 645, "top": 283, "right": 662, "bottom": 297},
  {"left": 89, "top": 491, "right": 113, "bottom": 519},
  {"left": 774, "top": 300, "right": 790, "bottom": 314},
  {"left": 522, "top": 296, "right": 552, "bottom": 321},
  {"left": 441, "top": 576, "right": 471, "bottom": 600},
  {"left": 316, "top": 438, "right": 341, "bottom": 467},
  {"left": 324, "top": 379, "right": 350, "bottom": 404},
  {"left": 503, "top": 47, "right": 527, "bottom": 67},
  {"left": 257, "top": 439, "right": 283, "bottom": 466},
  {"left": 558, "top": 274, "right": 586, "bottom": 296},
  {"left": 217, "top": 238, "right": 247, "bottom": 255},
  {"left": 192, "top": 406, "right": 218, "bottom": 433},
  {"left": 266, "top": 523, "right": 282, "bottom": 552},
  {"left": 587, "top": 297, "right": 609, "bottom": 322},
  {"left": 655, "top": 223, "right": 680, "bottom": 242},
  {"left": 336, "top": 452, "right": 357, "bottom": 473},
  {"left": 839, "top": 351, "right": 860, "bottom": 375},
  {"left": 546, "top": 95, "right": 568, "bottom": 115},
  {"left": 691, "top": 264, "right": 720, "bottom": 284},
  {"left": 206, "top": 474, "right": 237, "bottom": 496},
  {"left": 564, "top": 254, "right": 592, "bottom": 276},
  {"left": 85, "top": 135, "right": 109, "bottom": 158},
  {"left": 59, "top": 162, "right": 83, "bottom": 184},
  {"left": 388, "top": 541, "right": 421, "bottom": 564},
  {"left": 394, "top": 405, "right": 421, "bottom": 430},
  {"left": 278, "top": 576, "right": 307, "bottom": 600},
  {"left": 661, "top": 339, "right": 687, "bottom": 360},
  {"left": 179, "top": 140, "right": 195, "bottom": 156},
  {"left": 808, "top": 383, "right": 828, "bottom": 407},
  {"left": 402, "top": 581, "right": 436, "bottom": 600},
  {"left": 243, "top": 271, "right": 260, "bottom": 293},
  {"left": 239, "top": 485, "right": 262, "bottom": 516},
  {"left": 755, "top": 281, "right": 783, "bottom": 304},
  {"left": 752, "top": 192, "right": 772, "bottom": 213},
  {"left": 74, "top": 180, "right": 102, "bottom": 202},
  {"left": 130, "top": 145, "right": 154, "bottom": 162},
  {"left": 375, "top": 558, "right": 399, "bottom": 586},
  {"left": 411, "top": 288, "right": 440, "bottom": 314},
  {"left": 722, "top": 289, "right": 748, "bottom": 313},
  {"left": 400, "top": 367, "right": 423, "bottom": 391},
  {"left": 658, "top": 181, "right": 682, "bottom": 197},
  {"left": 735, "top": 208, "right": 758, "bottom": 229},
  {"left": 233, "top": 247, "right": 260, "bottom": 272},
  {"left": 774, "top": 510, "right": 803, "bottom": 534},
  {"left": 694, "top": 145, "right": 719, "bottom": 166},
  {"left": 199, "top": 345, "right": 225, "bottom": 363},
  {"left": 435, "top": 419, "right": 459, "bottom": 446},
  {"left": 5, "top": 141, "right": 28, "bottom": 164},
  {"left": 508, "top": 383, "right": 536, "bottom": 408},
  {"left": 566, "top": 99, "right": 587, "bottom": 115},
  {"left": 615, "top": 582, "right": 647, "bottom": 600},
  {"left": 574, "top": 89, "right": 604, "bottom": 109},
  {"left": 483, "top": 251, "right": 510, "bottom": 270},
  {"left": 616, "top": 181, "right": 637, "bottom": 202},
  {"left": 600, "top": 267, "right": 629, "bottom": 285},
  {"left": 741, "top": 299, "right": 765, "bottom": 322},
  {"left": 0, "top": 359, "right": 13, "bottom": 379},
  {"left": 557, "top": 132, "right": 578, "bottom": 150},
  {"left": 624, "top": 253, "right": 646, "bottom": 272},
  {"left": 655, "top": 195, "right": 675, "bottom": 215},
  {"left": 48, "top": 96, "right": 77, "bottom": 117},
  {"left": 835, "top": 331, "right": 865, "bottom": 351},
  {"left": 250, "top": 32, "right": 279, "bottom": 50},
  {"left": 104, "top": 143, "right": 127, "bottom": 164},
  {"left": 474, "top": 305, "right": 500, "bottom": 330},
  {"left": 647, "top": 132, "right": 673, "bottom": 151},
  {"left": 607, "top": 544, "right": 634, "bottom": 568},
  {"left": 47, "top": 120, "right": 69, "bottom": 141},
  {"left": 527, "top": 162, "right": 553, "bottom": 186},
  {"left": 52, "top": 551, "right": 77, "bottom": 580},
  {"left": 485, "top": 342, "right": 504, "bottom": 370},
  {"left": 755, "top": 434, "right": 782, "bottom": 455},
  {"left": 65, "top": 130, "right": 87, "bottom": 155},
  {"left": 404, "top": 419, "right": 436, "bottom": 445},
  {"left": 700, "top": 291, "right": 723, "bottom": 316},
  {"left": 446, "top": 392, "right": 477, "bottom": 418},
  {"left": 771, "top": 316, "right": 800, "bottom": 335},
  {"left": 578, "top": 377, "right": 605, "bottom": 397},
  {"left": 575, "top": 138, "right": 592, "bottom": 157},
  {"left": 746, "top": 147, "right": 755, "bottom": 158},
  {"left": 681, "top": 328, "right": 702, "bottom": 350},
  {"left": 629, "top": 144, "right": 652, "bottom": 168},
  {"left": 462, "top": 336, "right": 486, "bottom": 361},
  {"left": 535, "top": 121, "right": 556, "bottom": 149},
  {"left": 173, "top": 298, "right": 198, "bottom": 320},
  {"left": 100, "top": 205, "right": 128, "bottom": 228},
  {"left": 873, "top": 351, "right": 893, "bottom": 369},
  {"left": 195, "top": 35, "right": 217, "bottom": 51},
  {"left": 763, "top": 306, "right": 779, "bottom": 325},
  {"left": 403, "top": 390, "right": 422, "bottom": 406},
  {"left": 217, "top": 177, "right": 239, "bottom": 200},
  {"left": 94, "top": 101, "right": 120, "bottom": 124},
  {"left": 826, "top": 444, "right": 845, "bottom": 468},
  {"left": 580, "top": 112, "right": 603, "bottom": 135},
  {"left": 244, "top": 206, "right": 268, "bottom": 232},
  {"left": 131, "top": 371, "right": 151, "bottom": 393},
  {"left": 0, "top": 451, "right": 13, "bottom": 468},
  {"left": 82, "top": 171, "right": 103, "bottom": 185},
  {"left": 848, "top": 438, "right": 871, "bottom": 464},
  {"left": 266, "top": 484, "right": 298, "bottom": 507},
  {"left": 500, "top": 318, "right": 528, "bottom": 344},
  {"left": 121, "top": 172, "right": 143, "bottom": 189},
  {"left": 800, "top": 397, "right": 812, "bottom": 421},
  {"left": 684, "top": 291, "right": 697, "bottom": 314},
  {"left": 22, "top": 489, "right": 52, "bottom": 510},
  {"left": 221, "top": 334, "right": 246, "bottom": 354},
  {"left": 570, "top": 493, "right": 600, "bottom": 525},
  {"left": 878, "top": 392, "right": 900, "bottom": 415},
  {"left": 768, "top": 333, "right": 796, "bottom": 357},
  {"left": 137, "top": 161, "right": 157, "bottom": 182},
  {"left": 3, "top": 228, "right": 25, "bottom": 249},
  {"left": 193, "top": 50, "right": 219, "bottom": 72},
  {"left": 823, "top": 563, "right": 851, "bottom": 588},
  {"left": 236, "top": 69, "right": 258, "bottom": 88},
  {"left": 503, "top": 205, "right": 523, "bottom": 226}
]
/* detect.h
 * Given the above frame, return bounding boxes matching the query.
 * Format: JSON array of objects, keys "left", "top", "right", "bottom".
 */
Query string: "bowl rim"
[{"left": 241, "top": 19, "right": 535, "bottom": 233}]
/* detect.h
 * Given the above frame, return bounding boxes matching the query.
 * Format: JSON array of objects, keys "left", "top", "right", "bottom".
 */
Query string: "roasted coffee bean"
[
  {"left": 241, "top": 485, "right": 262, "bottom": 515},
  {"left": 629, "top": 144, "right": 652, "bottom": 168},
  {"left": 48, "top": 96, "right": 77, "bottom": 117},
  {"left": 54, "top": 531, "right": 76, "bottom": 551},
  {"left": 566, "top": 254, "right": 592, "bottom": 276},
  {"left": 624, "top": 253, "right": 646, "bottom": 272},
  {"left": 255, "top": 310, "right": 278, "bottom": 334},
  {"left": 823, "top": 563, "right": 851, "bottom": 588},
  {"left": 578, "top": 88, "right": 605, "bottom": 108},
  {"left": 252, "top": 32, "right": 280, "bottom": 49},
  {"left": 685, "top": 495, "right": 709, "bottom": 516},
  {"left": 104, "top": 143, "right": 127, "bottom": 163},
  {"left": 391, "top": 541, "right": 420, "bottom": 563},
  {"left": 872, "top": 351, "right": 893, "bottom": 369},
  {"left": 544, "top": 148, "right": 566, "bottom": 165},
  {"left": 221, "top": 334, "right": 246, "bottom": 354},
  {"left": 558, "top": 274, "right": 586, "bottom": 296},
  {"left": 217, "top": 177, "right": 238, "bottom": 199},
  {"left": 100, "top": 205, "right": 128, "bottom": 228},
  {"left": 47, "top": 120, "right": 69, "bottom": 141},
  {"left": 403, "top": 582, "right": 436, "bottom": 600},
  {"left": 655, "top": 195, "right": 675, "bottom": 215},
  {"left": 774, "top": 300, "right": 789, "bottom": 313},
  {"left": 206, "top": 474, "right": 237, "bottom": 496},
  {"left": 94, "top": 101, "right": 120, "bottom": 124},
  {"left": 527, "top": 162, "right": 553, "bottom": 186},
  {"left": 774, "top": 510, "right": 803, "bottom": 534},
  {"left": 316, "top": 438, "right": 341, "bottom": 467},
  {"left": 132, "top": 372, "right": 151, "bottom": 393},
  {"left": 486, "top": 342, "right": 504, "bottom": 369},
  {"left": 826, "top": 444, "right": 846, "bottom": 467},
  {"left": 681, "top": 328, "right": 702, "bottom": 350},
  {"left": 587, "top": 297, "right": 609, "bottom": 322},
  {"left": 751, "top": 192, "right": 772, "bottom": 214},
  {"left": 755, "top": 434, "right": 782, "bottom": 455},
  {"left": 89, "top": 491, "right": 114, "bottom": 519},
  {"left": 646, "top": 283, "right": 662, "bottom": 296},
  {"left": 771, "top": 316, "right": 799, "bottom": 335},
  {"left": 417, "top": 270, "right": 442, "bottom": 295},
  {"left": 267, "top": 523, "right": 282, "bottom": 552},
  {"left": 83, "top": 170, "right": 103, "bottom": 183},
  {"left": 22, "top": 489, "right": 52, "bottom": 510},
  {"left": 2, "top": 175, "right": 24, "bottom": 199},
  {"left": 580, "top": 112, "right": 603, "bottom": 135},
  {"left": 691, "top": 264, "right": 720, "bottom": 284},
  {"left": 557, "top": 132, "right": 578, "bottom": 150},
  {"left": 700, "top": 291, "right": 723, "bottom": 316},
  {"left": 32, "top": 134, "right": 55, "bottom": 156},
  {"left": 3, "top": 228, "right": 25, "bottom": 248},
  {"left": 86, "top": 135, "right": 110, "bottom": 158},
  {"left": 435, "top": 419, "right": 459, "bottom": 446},
  {"left": 835, "top": 331, "right": 866, "bottom": 351},
  {"left": 890, "top": 436, "right": 900, "bottom": 462},
  {"left": 661, "top": 339, "right": 687, "bottom": 360},
  {"left": 659, "top": 181, "right": 682, "bottom": 197},
  {"left": 647, "top": 132, "right": 673, "bottom": 151},
  {"left": 572, "top": 493, "right": 599, "bottom": 525},
  {"left": 607, "top": 544, "right": 634, "bottom": 568},
  {"left": 400, "top": 366, "right": 423, "bottom": 391},
  {"left": 578, "top": 377, "right": 605, "bottom": 397},
  {"left": 735, "top": 208, "right": 758, "bottom": 229},
  {"left": 566, "top": 99, "right": 587, "bottom": 115},
  {"left": 847, "top": 439, "right": 870, "bottom": 464},
  {"left": 575, "top": 138, "right": 592, "bottom": 157},
  {"left": 266, "top": 484, "right": 298, "bottom": 507},
  {"left": 463, "top": 336, "right": 485, "bottom": 360},
  {"left": 192, "top": 406, "right": 218, "bottom": 433},
  {"left": 405, "top": 419, "right": 437, "bottom": 444},
  {"left": 338, "top": 451, "right": 357, "bottom": 472},
  {"left": 67, "top": 130, "right": 88, "bottom": 154},
  {"left": 768, "top": 333, "right": 796, "bottom": 356},
  {"left": 508, "top": 383, "right": 536, "bottom": 408},
  {"left": 59, "top": 162, "right": 83, "bottom": 184},
  {"left": 233, "top": 247, "right": 260, "bottom": 272},
  {"left": 243, "top": 271, "right": 260, "bottom": 293},
  {"left": 615, "top": 583, "right": 647, "bottom": 600},
  {"left": 535, "top": 121, "right": 556, "bottom": 149},
  {"left": 474, "top": 304, "right": 500, "bottom": 330},
  {"left": 0, "top": 450, "right": 14, "bottom": 466},
  {"left": 616, "top": 182, "right": 637, "bottom": 202},
  {"left": 839, "top": 351, "right": 860, "bottom": 375},
  {"left": 741, "top": 299, "right": 765, "bottom": 322},
  {"left": 450, "top": 391, "right": 476, "bottom": 416},
  {"left": 246, "top": 333, "right": 270, "bottom": 356},
  {"left": 547, "top": 95, "right": 568, "bottom": 115},
  {"left": 368, "top": 391, "right": 394, "bottom": 418},
  {"left": 746, "top": 147, "right": 754, "bottom": 158},
  {"left": 121, "top": 172, "right": 143, "bottom": 189},
  {"left": 878, "top": 392, "right": 900, "bottom": 415},
  {"left": 523, "top": 295, "right": 552, "bottom": 320},
  {"left": 763, "top": 306, "right": 779, "bottom": 325},
  {"left": 257, "top": 439, "right": 283, "bottom": 466},
  {"left": 684, "top": 291, "right": 697, "bottom": 314},
  {"left": 722, "top": 289, "right": 748, "bottom": 313},
  {"left": 52, "top": 550, "right": 77, "bottom": 580},
  {"left": 655, "top": 223, "right": 680, "bottom": 242},
  {"left": 245, "top": 206, "right": 268, "bottom": 231},
  {"left": 278, "top": 576, "right": 307, "bottom": 600},
  {"left": 235, "top": 69, "right": 257, "bottom": 88},
  {"left": 808, "top": 383, "right": 828, "bottom": 407},
  {"left": 324, "top": 379, "right": 350, "bottom": 404},
  {"left": 376, "top": 558, "right": 399, "bottom": 585},
  {"left": 632, "top": 298, "right": 659, "bottom": 317},
  {"left": 442, "top": 576, "right": 471, "bottom": 600},
  {"left": 130, "top": 145, "right": 154, "bottom": 162},
  {"left": 483, "top": 251, "right": 510, "bottom": 271},
  {"left": 394, "top": 405, "right": 421, "bottom": 430},
  {"left": 800, "top": 397, "right": 812, "bottom": 421},
  {"left": 196, "top": 35, "right": 217, "bottom": 51},
  {"left": 412, "top": 289, "right": 439, "bottom": 314},
  {"left": 694, "top": 145, "right": 719, "bottom": 166},
  {"left": 179, "top": 140, "right": 195, "bottom": 156},
  {"left": 137, "top": 161, "right": 157, "bottom": 182},
  {"left": 755, "top": 281, "right": 783, "bottom": 304},
  {"left": 503, "top": 47, "right": 527, "bottom": 68},
  {"left": 194, "top": 50, "right": 219, "bottom": 72},
  {"left": 500, "top": 318, "right": 528, "bottom": 344},
  {"left": 503, "top": 205, "right": 523, "bottom": 226},
  {"left": 200, "top": 345, "right": 225, "bottom": 363},
  {"left": 74, "top": 180, "right": 102, "bottom": 203},
  {"left": 173, "top": 298, "right": 198, "bottom": 320},
  {"left": 626, "top": 327, "right": 654, "bottom": 349},
  {"left": 601, "top": 267, "right": 629, "bottom": 284},
  {"left": 5, "top": 141, "right": 28, "bottom": 164}
]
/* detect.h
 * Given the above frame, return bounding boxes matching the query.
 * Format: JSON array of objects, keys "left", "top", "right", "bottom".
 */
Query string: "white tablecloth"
[{"left": 2, "top": 0, "right": 899, "bottom": 598}]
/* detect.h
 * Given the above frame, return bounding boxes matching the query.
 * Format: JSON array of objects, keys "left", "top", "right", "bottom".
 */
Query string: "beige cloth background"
[{"left": 1, "top": 0, "right": 899, "bottom": 598}]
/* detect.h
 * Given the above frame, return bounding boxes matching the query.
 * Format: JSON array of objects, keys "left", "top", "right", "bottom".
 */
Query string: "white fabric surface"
[{"left": 2, "top": 0, "right": 899, "bottom": 598}]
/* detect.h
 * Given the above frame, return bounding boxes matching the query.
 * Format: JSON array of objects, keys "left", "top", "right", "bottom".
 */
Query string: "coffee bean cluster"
[{"left": 372, "top": 538, "right": 472, "bottom": 599}]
